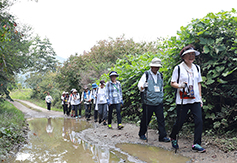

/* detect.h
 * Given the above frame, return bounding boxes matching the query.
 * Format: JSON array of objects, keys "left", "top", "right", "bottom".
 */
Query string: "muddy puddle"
[
  {"left": 9, "top": 118, "right": 190, "bottom": 163},
  {"left": 116, "top": 143, "right": 190, "bottom": 163}
]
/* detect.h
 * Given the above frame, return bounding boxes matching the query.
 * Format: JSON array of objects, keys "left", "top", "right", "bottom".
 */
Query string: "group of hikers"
[
  {"left": 60, "top": 71, "right": 124, "bottom": 129},
  {"left": 46, "top": 44, "right": 206, "bottom": 153}
]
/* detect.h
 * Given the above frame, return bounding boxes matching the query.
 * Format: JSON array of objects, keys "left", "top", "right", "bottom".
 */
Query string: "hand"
[
  {"left": 121, "top": 100, "right": 124, "bottom": 106},
  {"left": 141, "top": 86, "right": 144, "bottom": 90},
  {"left": 178, "top": 82, "right": 187, "bottom": 88},
  {"left": 200, "top": 100, "right": 203, "bottom": 107},
  {"left": 107, "top": 99, "right": 110, "bottom": 106}
]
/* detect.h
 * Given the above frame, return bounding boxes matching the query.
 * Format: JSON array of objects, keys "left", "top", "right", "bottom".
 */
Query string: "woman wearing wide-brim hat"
[
  {"left": 106, "top": 71, "right": 124, "bottom": 129},
  {"left": 169, "top": 44, "right": 206, "bottom": 153}
]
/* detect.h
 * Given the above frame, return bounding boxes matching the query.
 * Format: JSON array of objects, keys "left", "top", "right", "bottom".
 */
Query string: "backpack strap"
[
  {"left": 195, "top": 64, "right": 199, "bottom": 73},
  {"left": 145, "top": 71, "right": 149, "bottom": 82},
  {"left": 177, "top": 65, "right": 180, "bottom": 84},
  {"left": 160, "top": 72, "right": 163, "bottom": 80}
]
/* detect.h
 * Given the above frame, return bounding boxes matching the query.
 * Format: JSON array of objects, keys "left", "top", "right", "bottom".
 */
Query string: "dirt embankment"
[{"left": 10, "top": 100, "right": 237, "bottom": 163}]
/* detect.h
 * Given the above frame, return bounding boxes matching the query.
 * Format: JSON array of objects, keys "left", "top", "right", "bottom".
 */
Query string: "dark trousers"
[
  {"left": 72, "top": 104, "right": 81, "bottom": 116},
  {"left": 93, "top": 103, "right": 98, "bottom": 121},
  {"left": 139, "top": 103, "right": 167, "bottom": 139},
  {"left": 108, "top": 104, "right": 122, "bottom": 125},
  {"left": 63, "top": 104, "right": 67, "bottom": 114},
  {"left": 68, "top": 104, "right": 71, "bottom": 115},
  {"left": 47, "top": 102, "right": 51, "bottom": 110},
  {"left": 98, "top": 104, "right": 107, "bottom": 121},
  {"left": 85, "top": 104, "right": 91, "bottom": 118},
  {"left": 169, "top": 102, "right": 203, "bottom": 145}
]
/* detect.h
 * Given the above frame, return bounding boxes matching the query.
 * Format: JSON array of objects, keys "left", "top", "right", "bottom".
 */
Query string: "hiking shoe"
[
  {"left": 192, "top": 144, "right": 206, "bottom": 153},
  {"left": 99, "top": 119, "right": 102, "bottom": 124},
  {"left": 118, "top": 124, "right": 124, "bottom": 130},
  {"left": 79, "top": 115, "right": 81, "bottom": 118},
  {"left": 103, "top": 122, "right": 107, "bottom": 126},
  {"left": 139, "top": 135, "right": 147, "bottom": 140},
  {"left": 159, "top": 137, "right": 170, "bottom": 142},
  {"left": 171, "top": 139, "right": 179, "bottom": 149},
  {"left": 108, "top": 124, "right": 112, "bottom": 129}
]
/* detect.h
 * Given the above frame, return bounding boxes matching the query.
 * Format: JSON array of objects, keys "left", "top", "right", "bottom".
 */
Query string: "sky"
[{"left": 9, "top": 0, "right": 237, "bottom": 59}]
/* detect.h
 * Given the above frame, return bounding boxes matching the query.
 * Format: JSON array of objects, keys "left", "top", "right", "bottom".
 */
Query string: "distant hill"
[{"left": 55, "top": 56, "right": 67, "bottom": 63}]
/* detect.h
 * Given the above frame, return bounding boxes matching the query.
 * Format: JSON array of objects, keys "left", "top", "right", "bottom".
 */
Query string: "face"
[
  {"left": 110, "top": 75, "right": 117, "bottom": 82},
  {"left": 151, "top": 67, "right": 160, "bottom": 74},
  {"left": 182, "top": 52, "right": 195, "bottom": 64},
  {"left": 101, "top": 84, "right": 104, "bottom": 88}
]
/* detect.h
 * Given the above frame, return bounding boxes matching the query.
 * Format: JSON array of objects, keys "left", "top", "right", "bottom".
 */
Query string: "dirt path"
[
  {"left": 10, "top": 99, "right": 65, "bottom": 119},
  {"left": 12, "top": 100, "right": 237, "bottom": 163}
]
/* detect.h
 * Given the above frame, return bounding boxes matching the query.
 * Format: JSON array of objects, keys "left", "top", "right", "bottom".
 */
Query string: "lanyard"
[{"left": 112, "top": 83, "right": 119, "bottom": 92}]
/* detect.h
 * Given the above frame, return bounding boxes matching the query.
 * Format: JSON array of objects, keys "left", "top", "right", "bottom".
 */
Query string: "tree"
[{"left": 0, "top": 1, "right": 32, "bottom": 100}]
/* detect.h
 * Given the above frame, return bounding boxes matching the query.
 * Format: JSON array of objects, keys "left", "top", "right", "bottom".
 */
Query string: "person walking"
[
  {"left": 91, "top": 83, "right": 99, "bottom": 122},
  {"left": 64, "top": 92, "right": 70, "bottom": 116},
  {"left": 68, "top": 89, "right": 75, "bottom": 117},
  {"left": 45, "top": 92, "right": 53, "bottom": 111},
  {"left": 138, "top": 58, "right": 170, "bottom": 142},
  {"left": 169, "top": 44, "right": 205, "bottom": 153},
  {"left": 70, "top": 89, "right": 81, "bottom": 118},
  {"left": 61, "top": 91, "right": 66, "bottom": 114},
  {"left": 82, "top": 86, "right": 92, "bottom": 120},
  {"left": 97, "top": 80, "right": 108, "bottom": 125},
  {"left": 106, "top": 71, "right": 124, "bottom": 130}
]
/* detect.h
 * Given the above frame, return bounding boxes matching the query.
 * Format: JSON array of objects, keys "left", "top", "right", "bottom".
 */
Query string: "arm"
[
  {"left": 105, "top": 82, "right": 110, "bottom": 105},
  {"left": 88, "top": 92, "right": 92, "bottom": 102},
  {"left": 119, "top": 82, "right": 123, "bottom": 105},
  {"left": 138, "top": 73, "right": 146, "bottom": 92},
  {"left": 170, "top": 66, "right": 186, "bottom": 89}
]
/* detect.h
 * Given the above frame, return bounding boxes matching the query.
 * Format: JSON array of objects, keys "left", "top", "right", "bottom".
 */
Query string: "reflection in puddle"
[
  {"left": 9, "top": 118, "right": 190, "bottom": 163},
  {"left": 116, "top": 143, "right": 190, "bottom": 163}
]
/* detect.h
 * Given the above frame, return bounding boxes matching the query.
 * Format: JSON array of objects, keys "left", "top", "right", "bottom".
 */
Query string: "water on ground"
[{"left": 9, "top": 118, "right": 190, "bottom": 163}]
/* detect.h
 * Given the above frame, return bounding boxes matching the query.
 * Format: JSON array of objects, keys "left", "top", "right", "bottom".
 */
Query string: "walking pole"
[
  {"left": 175, "top": 84, "right": 187, "bottom": 153},
  {"left": 146, "top": 104, "right": 148, "bottom": 142}
]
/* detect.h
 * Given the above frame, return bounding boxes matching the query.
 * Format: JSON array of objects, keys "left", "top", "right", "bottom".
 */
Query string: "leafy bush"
[{"left": 96, "top": 9, "right": 237, "bottom": 134}]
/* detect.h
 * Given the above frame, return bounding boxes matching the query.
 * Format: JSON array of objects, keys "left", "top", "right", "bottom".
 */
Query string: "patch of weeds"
[{"left": 0, "top": 100, "right": 27, "bottom": 160}]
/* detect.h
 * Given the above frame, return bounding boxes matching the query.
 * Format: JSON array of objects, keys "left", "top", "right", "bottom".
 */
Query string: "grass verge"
[{"left": 0, "top": 100, "right": 27, "bottom": 159}]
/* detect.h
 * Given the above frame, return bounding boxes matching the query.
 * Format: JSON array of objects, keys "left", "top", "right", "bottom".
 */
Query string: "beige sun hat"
[
  {"left": 73, "top": 89, "right": 78, "bottom": 93},
  {"left": 149, "top": 58, "right": 162, "bottom": 67}
]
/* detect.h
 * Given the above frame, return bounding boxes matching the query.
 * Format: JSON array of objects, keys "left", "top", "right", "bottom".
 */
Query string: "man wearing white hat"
[{"left": 138, "top": 58, "right": 170, "bottom": 142}]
